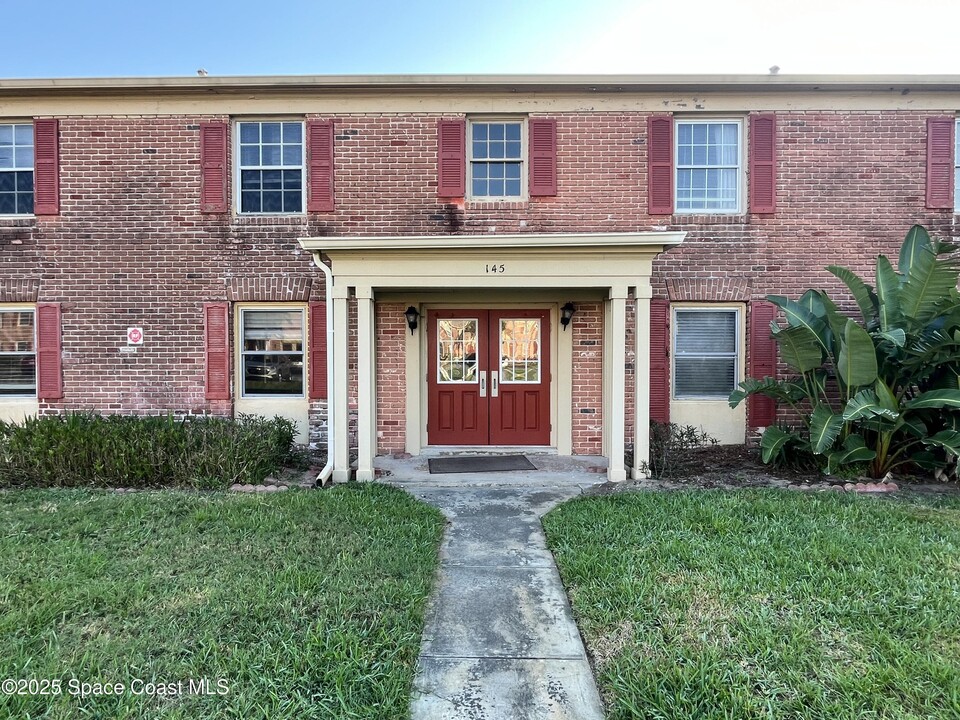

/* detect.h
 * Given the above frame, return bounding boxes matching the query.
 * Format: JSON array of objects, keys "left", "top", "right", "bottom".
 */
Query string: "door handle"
[
  {"left": 491, "top": 372, "right": 499, "bottom": 398},
  {"left": 479, "top": 371, "right": 487, "bottom": 398}
]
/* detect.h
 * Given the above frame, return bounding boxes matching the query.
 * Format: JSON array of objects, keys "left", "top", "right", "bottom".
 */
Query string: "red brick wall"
[
  {"left": 375, "top": 302, "right": 406, "bottom": 454},
  {"left": 572, "top": 302, "right": 603, "bottom": 454},
  {"left": 1, "top": 107, "right": 957, "bottom": 454}
]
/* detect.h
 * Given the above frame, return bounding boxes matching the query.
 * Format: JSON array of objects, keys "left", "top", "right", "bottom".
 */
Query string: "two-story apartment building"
[{"left": 0, "top": 74, "right": 957, "bottom": 482}]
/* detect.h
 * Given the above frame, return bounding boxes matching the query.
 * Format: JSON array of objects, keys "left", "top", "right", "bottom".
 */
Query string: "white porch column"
[
  {"left": 633, "top": 284, "right": 652, "bottom": 479},
  {"left": 331, "top": 286, "right": 352, "bottom": 483},
  {"left": 355, "top": 287, "right": 376, "bottom": 482},
  {"left": 606, "top": 286, "right": 628, "bottom": 482}
]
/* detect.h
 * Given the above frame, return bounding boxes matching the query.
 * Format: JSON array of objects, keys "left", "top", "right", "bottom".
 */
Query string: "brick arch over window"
[
  {"left": 225, "top": 276, "right": 314, "bottom": 302},
  {"left": 665, "top": 277, "right": 751, "bottom": 302},
  {"left": 0, "top": 279, "right": 41, "bottom": 303}
]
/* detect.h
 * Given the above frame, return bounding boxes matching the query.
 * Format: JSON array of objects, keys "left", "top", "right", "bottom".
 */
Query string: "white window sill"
[{"left": 0, "top": 398, "right": 39, "bottom": 424}]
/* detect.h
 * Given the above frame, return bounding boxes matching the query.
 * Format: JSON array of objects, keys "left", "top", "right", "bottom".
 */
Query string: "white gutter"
[{"left": 309, "top": 253, "right": 335, "bottom": 485}]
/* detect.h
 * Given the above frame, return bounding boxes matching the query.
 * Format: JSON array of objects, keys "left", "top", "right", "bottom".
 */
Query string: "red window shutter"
[
  {"left": 437, "top": 119, "right": 465, "bottom": 197},
  {"left": 199, "top": 122, "right": 228, "bottom": 213},
  {"left": 647, "top": 115, "right": 673, "bottom": 215},
  {"left": 749, "top": 113, "right": 777, "bottom": 214},
  {"left": 307, "top": 120, "right": 335, "bottom": 212},
  {"left": 748, "top": 300, "right": 778, "bottom": 428},
  {"left": 36, "top": 302, "right": 63, "bottom": 399},
  {"left": 33, "top": 119, "right": 60, "bottom": 215},
  {"left": 926, "top": 117, "right": 955, "bottom": 210},
  {"left": 649, "top": 299, "right": 670, "bottom": 423},
  {"left": 204, "top": 302, "right": 230, "bottom": 400},
  {"left": 529, "top": 118, "right": 557, "bottom": 196},
  {"left": 308, "top": 302, "right": 328, "bottom": 400}
]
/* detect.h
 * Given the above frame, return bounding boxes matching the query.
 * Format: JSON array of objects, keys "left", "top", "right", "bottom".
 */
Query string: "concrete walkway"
[{"left": 381, "top": 454, "right": 606, "bottom": 720}]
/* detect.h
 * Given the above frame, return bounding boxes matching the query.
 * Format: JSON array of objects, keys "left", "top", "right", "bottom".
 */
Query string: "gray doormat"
[{"left": 428, "top": 454, "right": 537, "bottom": 474}]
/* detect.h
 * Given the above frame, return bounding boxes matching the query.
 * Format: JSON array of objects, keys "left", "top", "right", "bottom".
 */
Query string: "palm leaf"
[
  {"left": 825, "top": 434, "right": 877, "bottom": 474},
  {"left": 837, "top": 319, "right": 878, "bottom": 389},
  {"left": 898, "top": 224, "right": 931, "bottom": 276},
  {"left": 874, "top": 328, "right": 905, "bottom": 347},
  {"left": 843, "top": 389, "right": 899, "bottom": 422},
  {"left": 923, "top": 430, "right": 960, "bottom": 457},
  {"left": 773, "top": 325, "right": 824, "bottom": 373},
  {"left": 905, "top": 389, "right": 960, "bottom": 410},
  {"left": 874, "top": 378, "right": 899, "bottom": 412},
  {"left": 729, "top": 377, "right": 805, "bottom": 408},
  {"left": 899, "top": 244, "right": 959, "bottom": 324},
  {"left": 810, "top": 404, "right": 843, "bottom": 454},
  {"left": 798, "top": 289, "right": 826, "bottom": 318},
  {"left": 827, "top": 265, "right": 877, "bottom": 326},
  {"left": 768, "top": 295, "right": 830, "bottom": 353},
  {"left": 910, "top": 451, "right": 940, "bottom": 470},
  {"left": 760, "top": 425, "right": 797, "bottom": 464},
  {"left": 875, "top": 255, "right": 902, "bottom": 331}
]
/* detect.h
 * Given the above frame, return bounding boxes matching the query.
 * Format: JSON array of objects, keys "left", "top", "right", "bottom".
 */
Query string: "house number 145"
[{"left": 485, "top": 264, "right": 506, "bottom": 273}]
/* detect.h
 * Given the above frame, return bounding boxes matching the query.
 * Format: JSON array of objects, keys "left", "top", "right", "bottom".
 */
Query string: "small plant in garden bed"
[
  {"left": 0, "top": 412, "right": 297, "bottom": 489},
  {"left": 731, "top": 224, "right": 960, "bottom": 480},
  {"left": 631, "top": 421, "right": 718, "bottom": 480}
]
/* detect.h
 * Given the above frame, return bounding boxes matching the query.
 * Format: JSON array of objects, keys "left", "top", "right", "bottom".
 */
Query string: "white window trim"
[
  {"left": 0, "top": 304, "right": 36, "bottom": 398},
  {"left": 671, "top": 305, "right": 742, "bottom": 401},
  {"left": 0, "top": 122, "right": 35, "bottom": 219},
  {"left": 236, "top": 304, "right": 307, "bottom": 399},
  {"left": 233, "top": 119, "right": 306, "bottom": 216},
  {"left": 467, "top": 117, "right": 528, "bottom": 202},
  {"left": 674, "top": 118, "right": 745, "bottom": 215}
]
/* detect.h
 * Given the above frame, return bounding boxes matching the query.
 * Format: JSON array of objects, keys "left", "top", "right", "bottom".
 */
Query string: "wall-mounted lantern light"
[
  {"left": 560, "top": 302, "right": 576, "bottom": 331},
  {"left": 404, "top": 306, "right": 421, "bottom": 335}
]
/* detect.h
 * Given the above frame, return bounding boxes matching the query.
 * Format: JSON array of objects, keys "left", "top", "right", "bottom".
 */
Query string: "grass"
[
  {"left": 0, "top": 485, "right": 445, "bottom": 719},
  {"left": 543, "top": 491, "right": 960, "bottom": 720}
]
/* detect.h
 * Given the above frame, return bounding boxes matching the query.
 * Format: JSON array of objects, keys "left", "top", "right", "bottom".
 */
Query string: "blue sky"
[{"left": 5, "top": 0, "right": 959, "bottom": 78}]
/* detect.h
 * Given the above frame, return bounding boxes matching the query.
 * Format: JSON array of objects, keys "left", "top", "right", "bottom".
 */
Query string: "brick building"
[{"left": 0, "top": 74, "right": 957, "bottom": 482}]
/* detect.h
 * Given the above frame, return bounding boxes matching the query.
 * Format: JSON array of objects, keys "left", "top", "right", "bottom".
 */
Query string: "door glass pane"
[
  {"left": 500, "top": 319, "right": 540, "bottom": 383},
  {"left": 437, "top": 319, "right": 478, "bottom": 383}
]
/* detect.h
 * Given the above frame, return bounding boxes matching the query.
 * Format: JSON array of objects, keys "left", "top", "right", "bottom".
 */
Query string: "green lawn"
[
  {"left": 543, "top": 491, "right": 960, "bottom": 720},
  {"left": 0, "top": 485, "right": 444, "bottom": 720}
]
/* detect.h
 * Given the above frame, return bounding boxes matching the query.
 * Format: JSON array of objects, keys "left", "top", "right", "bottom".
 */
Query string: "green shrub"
[
  {"left": 0, "top": 413, "right": 296, "bottom": 489},
  {"left": 731, "top": 224, "right": 960, "bottom": 479},
  {"left": 636, "top": 421, "right": 717, "bottom": 479}
]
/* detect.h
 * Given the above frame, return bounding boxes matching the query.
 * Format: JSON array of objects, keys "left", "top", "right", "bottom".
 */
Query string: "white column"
[
  {"left": 606, "top": 286, "right": 628, "bottom": 482},
  {"left": 331, "top": 286, "right": 351, "bottom": 483},
  {"left": 633, "top": 284, "right": 652, "bottom": 479},
  {"left": 404, "top": 301, "right": 422, "bottom": 456},
  {"left": 356, "top": 287, "right": 376, "bottom": 482},
  {"left": 556, "top": 300, "right": 573, "bottom": 456}
]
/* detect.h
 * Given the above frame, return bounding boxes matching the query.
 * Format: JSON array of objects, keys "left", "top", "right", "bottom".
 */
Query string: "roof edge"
[{"left": 2, "top": 73, "right": 960, "bottom": 95}]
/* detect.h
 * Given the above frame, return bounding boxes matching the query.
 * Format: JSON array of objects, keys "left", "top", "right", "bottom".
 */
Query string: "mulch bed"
[{"left": 588, "top": 444, "right": 960, "bottom": 497}]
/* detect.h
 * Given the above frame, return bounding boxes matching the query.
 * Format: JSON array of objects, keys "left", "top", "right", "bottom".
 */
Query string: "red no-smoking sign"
[{"left": 127, "top": 327, "right": 144, "bottom": 345}]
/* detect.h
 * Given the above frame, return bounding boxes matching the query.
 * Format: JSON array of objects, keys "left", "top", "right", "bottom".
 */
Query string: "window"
[
  {"left": 239, "top": 308, "right": 305, "bottom": 396},
  {"left": 237, "top": 121, "right": 304, "bottom": 214},
  {"left": 675, "top": 120, "right": 742, "bottom": 212},
  {"left": 469, "top": 120, "right": 524, "bottom": 199},
  {"left": 673, "top": 308, "right": 739, "bottom": 399},
  {"left": 0, "top": 308, "right": 35, "bottom": 396},
  {"left": 0, "top": 124, "right": 33, "bottom": 215}
]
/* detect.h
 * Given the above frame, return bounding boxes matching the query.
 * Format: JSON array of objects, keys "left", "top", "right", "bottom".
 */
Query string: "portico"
[{"left": 298, "top": 231, "right": 684, "bottom": 483}]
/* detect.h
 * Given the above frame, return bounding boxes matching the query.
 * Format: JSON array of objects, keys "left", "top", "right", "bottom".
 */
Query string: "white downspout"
[{"left": 310, "top": 253, "right": 335, "bottom": 485}]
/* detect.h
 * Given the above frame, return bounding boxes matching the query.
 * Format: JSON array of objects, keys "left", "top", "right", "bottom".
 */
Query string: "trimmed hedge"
[{"left": 0, "top": 413, "right": 296, "bottom": 489}]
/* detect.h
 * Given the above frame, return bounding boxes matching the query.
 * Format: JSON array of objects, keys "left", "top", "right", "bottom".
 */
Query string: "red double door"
[{"left": 427, "top": 309, "right": 550, "bottom": 445}]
